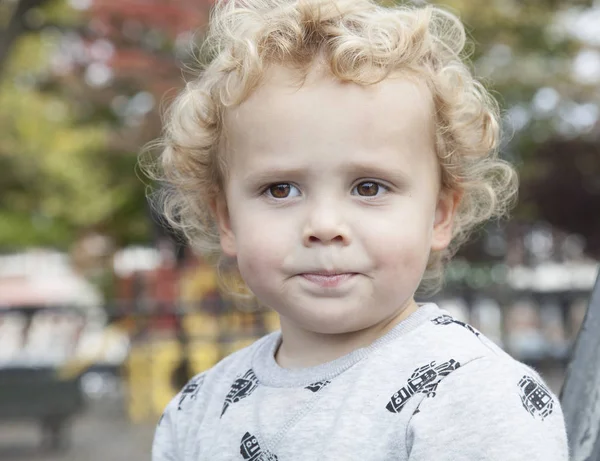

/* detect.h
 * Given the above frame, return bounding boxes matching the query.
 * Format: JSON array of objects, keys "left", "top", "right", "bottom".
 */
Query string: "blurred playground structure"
[{"left": 2, "top": 227, "right": 597, "bottom": 435}]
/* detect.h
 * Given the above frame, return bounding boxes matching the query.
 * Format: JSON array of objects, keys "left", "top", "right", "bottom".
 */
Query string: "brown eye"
[
  {"left": 355, "top": 182, "right": 380, "bottom": 197},
  {"left": 268, "top": 183, "right": 299, "bottom": 199}
]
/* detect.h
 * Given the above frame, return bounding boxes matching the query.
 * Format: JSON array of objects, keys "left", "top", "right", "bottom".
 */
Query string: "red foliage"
[
  {"left": 89, "top": 0, "right": 210, "bottom": 38},
  {"left": 84, "top": 0, "right": 214, "bottom": 96}
]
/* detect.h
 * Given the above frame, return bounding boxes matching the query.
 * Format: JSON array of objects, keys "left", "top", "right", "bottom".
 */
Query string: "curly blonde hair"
[{"left": 145, "top": 0, "right": 518, "bottom": 297}]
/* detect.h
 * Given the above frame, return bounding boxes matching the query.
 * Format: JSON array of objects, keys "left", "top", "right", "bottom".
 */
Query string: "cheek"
[
  {"left": 365, "top": 215, "right": 432, "bottom": 274},
  {"left": 374, "top": 240, "right": 423, "bottom": 271},
  {"left": 236, "top": 233, "right": 290, "bottom": 303},
  {"left": 234, "top": 221, "right": 291, "bottom": 278}
]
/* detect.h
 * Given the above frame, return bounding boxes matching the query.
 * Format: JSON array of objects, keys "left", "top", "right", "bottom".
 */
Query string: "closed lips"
[{"left": 300, "top": 273, "right": 357, "bottom": 285}]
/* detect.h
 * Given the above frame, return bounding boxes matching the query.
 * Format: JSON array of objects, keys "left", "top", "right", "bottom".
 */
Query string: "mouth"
[
  {"left": 302, "top": 270, "right": 356, "bottom": 276},
  {"left": 298, "top": 271, "right": 358, "bottom": 288}
]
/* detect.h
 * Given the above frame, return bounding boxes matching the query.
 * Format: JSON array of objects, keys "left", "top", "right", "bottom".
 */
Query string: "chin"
[{"left": 296, "top": 313, "right": 377, "bottom": 336}]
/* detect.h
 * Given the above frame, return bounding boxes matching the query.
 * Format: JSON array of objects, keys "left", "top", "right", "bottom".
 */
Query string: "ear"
[
  {"left": 210, "top": 195, "right": 237, "bottom": 257},
  {"left": 430, "top": 189, "right": 462, "bottom": 252}
]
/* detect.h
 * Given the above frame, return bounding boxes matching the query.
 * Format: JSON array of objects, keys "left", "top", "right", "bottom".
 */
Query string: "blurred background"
[{"left": 0, "top": 0, "right": 599, "bottom": 459}]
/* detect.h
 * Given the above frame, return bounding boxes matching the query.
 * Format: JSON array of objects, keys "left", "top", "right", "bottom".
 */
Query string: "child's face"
[{"left": 214, "top": 65, "right": 458, "bottom": 336}]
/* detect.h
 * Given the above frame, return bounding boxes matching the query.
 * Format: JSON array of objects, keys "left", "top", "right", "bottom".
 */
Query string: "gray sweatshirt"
[{"left": 152, "top": 303, "right": 569, "bottom": 460}]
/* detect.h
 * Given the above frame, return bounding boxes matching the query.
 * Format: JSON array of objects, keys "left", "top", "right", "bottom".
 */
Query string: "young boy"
[{"left": 150, "top": 0, "right": 569, "bottom": 459}]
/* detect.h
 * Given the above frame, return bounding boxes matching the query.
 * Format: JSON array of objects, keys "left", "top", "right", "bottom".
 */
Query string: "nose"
[{"left": 302, "top": 200, "right": 351, "bottom": 247}]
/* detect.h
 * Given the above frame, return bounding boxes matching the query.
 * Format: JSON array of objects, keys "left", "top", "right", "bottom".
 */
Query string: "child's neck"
[{"left": 274, "top": 300, "right": 420, "bottom": 369}]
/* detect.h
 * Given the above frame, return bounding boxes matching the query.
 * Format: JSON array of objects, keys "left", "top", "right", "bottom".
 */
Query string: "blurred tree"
[
  {"left": 1, "top": 0, "right": 599, "bottom": 262},
  {"left": 0, "top": 0, "right": 52, "bottom": 77},
  {"left": 441, "top": 0, "right": 600, "bottom": 260},
  {"left": 0, "top": 0, "right": 151, "bottom": 250},
  {"left": 54, "top": 0, "right": 210, "bottom": 153}
]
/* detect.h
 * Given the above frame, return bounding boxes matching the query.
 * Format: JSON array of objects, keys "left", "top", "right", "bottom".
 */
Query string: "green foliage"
[{"left": 0, "top": 26, "right": 150, "bottom": 250}]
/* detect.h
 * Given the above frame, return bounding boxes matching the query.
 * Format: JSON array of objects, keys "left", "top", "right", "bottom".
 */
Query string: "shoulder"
[
  {"left": 420, "top": 355, "right": 559, "bottom": 416},
  {"left": 405, "top": 356, "right": 568, "bottom": 460},
  {"left": 378, "top": 305, "right": 516, "bottom": 378},
  {"left": 415, "top": 307, "right": 509, "bottom": 360}
]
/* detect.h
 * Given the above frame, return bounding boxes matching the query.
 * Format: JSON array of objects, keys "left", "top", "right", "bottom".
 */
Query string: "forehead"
[{"left": 222, "top": 65, "right": 437, "bottom": 175}]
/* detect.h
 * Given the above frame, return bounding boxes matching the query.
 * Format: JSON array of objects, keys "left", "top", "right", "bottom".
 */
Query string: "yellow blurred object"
[
  {"left": 57, "top": 323, "right": 132, "bottom": 381},
  {"left": 189, "top": 341, "right": 220, "bottom": 374},
  {"left": 125, "top": 338, "right": 222, "bottom": 422},
  {"left": 55, "top": 358, "right": 94, "bottom": 381},
  {"left": 221, "top": 338, "right": 260, "bottom": 357},
  {"left": 151, "top": 340, "right": 182, "bottom": 418},
  {"left": 180, "top": 265, "right": 218, "bottom": 305},
  {"left": 126, "top": 340, "right": 181, "bottom": 422},
  {"left": 264, "top": 310, "right": 280, "bottom": 333},
  {"left": 221, "top": 311, "right": 260, "bottom": 336},
  {"left": 183, "top": 313, "right": 220, "bottom": 339},
  {"left": 126, "top": 344, "right": 155, "bottom": 422}
]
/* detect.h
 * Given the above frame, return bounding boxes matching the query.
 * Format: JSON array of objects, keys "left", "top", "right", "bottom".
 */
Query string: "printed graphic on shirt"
[
  {"left": 305, "top": 380, "right": 331, "bottom": 393},
  {"left": 240, "top": 432, "right": 279, "bottom": 461},
  {"left": 386, "top": 359, "right": 461, "bottom": 415},
  {"left": 431, "top": 315, "right": 480, "bottom": 337},
  {"left": 518, "top": 375, "right": 554, "bottom": 421},
  {"left": 177, "top": 374, "right": 205, "bottom": 411},
  {"left": 222, "top": 369, "right": 260, "bottom": 417}
]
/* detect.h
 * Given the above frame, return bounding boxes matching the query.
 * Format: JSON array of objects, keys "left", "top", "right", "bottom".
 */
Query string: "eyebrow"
[
  {"left": 242, "top": 161, "right": 412, "bottom": 186},
  {"left": 242, "top": 166, "right": 307, "bottom": 185},
  {"left": 342, "top": 161, "right": 412, "bottom": 185}
]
